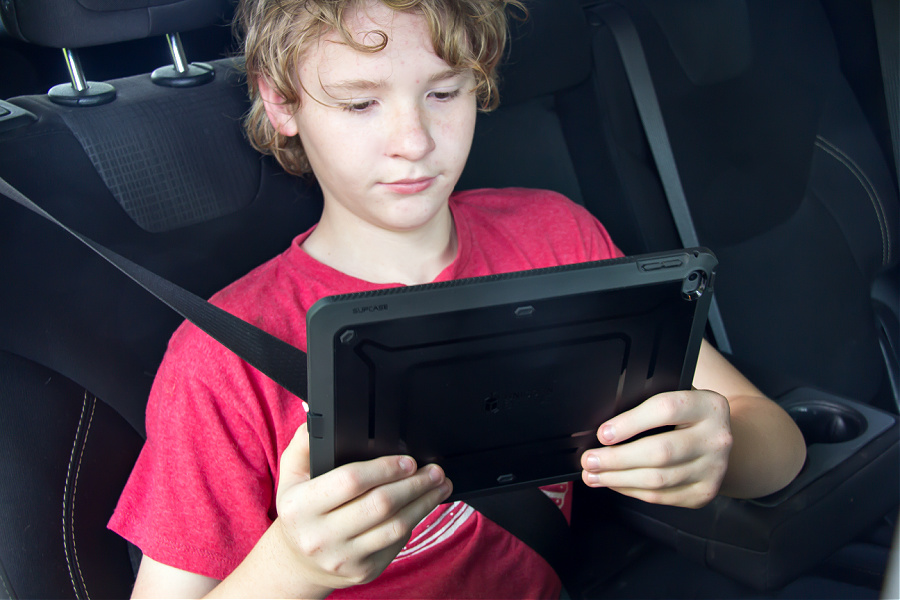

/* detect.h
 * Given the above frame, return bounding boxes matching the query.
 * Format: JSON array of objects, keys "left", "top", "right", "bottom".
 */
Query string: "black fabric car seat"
[
  {"left": 459, "top": 0, "right": 899, "bottom": 593},
  {"left": 576, "top": 0, "right": 899, "bottom": 594},
  {"left": 0, "top": 1, "right": 325, "bottom": 597},
  {"left": 581, "top": 0, "right": 899, "bottom": 408},
  {"left": 1, "top": 0, "right": 896, "bottom": 597},
  {"left": 462, "top": 0, "right": 899, "bottom": 407}
]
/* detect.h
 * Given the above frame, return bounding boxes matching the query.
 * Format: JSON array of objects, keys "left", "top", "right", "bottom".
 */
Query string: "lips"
[{"left": 381, "top": 176, "right": 435, "bottom": 194}]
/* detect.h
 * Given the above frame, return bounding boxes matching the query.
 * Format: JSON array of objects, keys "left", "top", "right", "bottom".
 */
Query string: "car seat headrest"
[
  {"left": 496, "top": 0, "right": 592, "bottom": 106},
  {"left": 639, "top": 0, "right": 753, "bottom": 86},
  {"left": 0, "top": 0, "right": 229, "bottom": 48}
]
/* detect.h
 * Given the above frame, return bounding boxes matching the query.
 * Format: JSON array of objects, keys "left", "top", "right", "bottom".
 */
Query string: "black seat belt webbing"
[
  {"left": 593, "top": 1, "right": 733, "bottom": 355},
  {"left": 468, "top": 489, "right": 577, "bottom": 595},
  {"left": 872, "top": 0, "right": 899, "bottom": 182},
  {"left": 0, "top": 176, "right": 310, "bottom": 402},
  {"left": 0, "top": 175, "right": 578, "bottom": 595}
]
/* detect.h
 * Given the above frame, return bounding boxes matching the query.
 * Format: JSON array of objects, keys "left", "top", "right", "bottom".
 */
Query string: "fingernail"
[
  {"left": 429, "top": 465, "right": 444, "bottom": 483},
  {"left": 399, "top": 457, "right": 415, "bottom": 472},
  {"left": 601, "top": 424, "right": 616, "bottom": 443},
  {"left": 586, "top": 455, "right": 600, "bottom": 470},
  {"left": 439, "top": 481, "right": 452, "bottom": 499},
  {"left": 586, "top": 473, "right": 601, "bottom": 485}
]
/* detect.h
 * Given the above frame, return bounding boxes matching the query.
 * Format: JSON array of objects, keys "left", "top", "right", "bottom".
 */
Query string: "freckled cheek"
[
  {"left": 435, "top": 113, "right": 476, "bottom": 159},
  {"left": 327, "top": 125, "right": 376, "bottom": 166},
  {"left": 436, "top": 119, "right": 464, "bottom": 139}
]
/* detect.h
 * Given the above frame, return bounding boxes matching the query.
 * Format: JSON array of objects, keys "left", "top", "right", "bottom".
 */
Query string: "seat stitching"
[
  {"left": 815, "top": 135, "right": 891, "bottom": 266},
  {"left": 815, "top": 136, "right": 890, "bottom": 265},
  {"left": 63, "top": 393, "right": 96, "bottom": 600},
  {"left": 73, "top": 397, "right": 97, "bottom": 600},
  {"left": 62, "top": 396, "right": 89, "bottom": 596},
  {"left": 0, "top": 561, "right": 13, "bottom": 599},
  {"left": 72, "top": 395, "right": 96, "bottom": 600}
]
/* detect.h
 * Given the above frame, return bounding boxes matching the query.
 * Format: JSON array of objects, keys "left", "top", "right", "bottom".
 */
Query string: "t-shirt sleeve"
[
  {"left": 489, "top": 188, "right": 625, "bottom": 263},
  {"left": 543, "top": 190, "right": 625, "bottom": 262},
  {"left": 108, "top": 324, "right": 282, "bottom": 580},
  {"left": 449, "top": 187, "right": 625, "bottom": 275}
]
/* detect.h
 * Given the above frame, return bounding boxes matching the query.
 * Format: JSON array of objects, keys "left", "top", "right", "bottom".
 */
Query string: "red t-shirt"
[{"left": 109, "top": 188, "right": 622, "bottom": 598}]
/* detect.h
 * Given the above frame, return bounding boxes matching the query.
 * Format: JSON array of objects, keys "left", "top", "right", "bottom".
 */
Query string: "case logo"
[
  {"left": 484, "top": 387, "right": 554, "bottom": 414},
  {"left": 352, "top": 304, "right": 388, "bottom": 314}
]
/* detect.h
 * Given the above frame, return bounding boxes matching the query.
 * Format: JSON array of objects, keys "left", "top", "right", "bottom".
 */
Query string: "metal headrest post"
[
  {"left": 47, "top": 48, "right": 116, "bottom": 107},
  {"left": 151, "top": 32, "right": 215, "bottom": 87}
]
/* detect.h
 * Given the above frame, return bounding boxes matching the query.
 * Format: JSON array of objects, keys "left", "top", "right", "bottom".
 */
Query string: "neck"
[{"left": 302, "top": 205, "right": 457, "bottom": 286}]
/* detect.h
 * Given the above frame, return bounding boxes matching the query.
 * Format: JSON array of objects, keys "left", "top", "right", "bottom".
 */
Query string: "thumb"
[{"left": 279, "top": 421, "right": 312, "bottom": 490}]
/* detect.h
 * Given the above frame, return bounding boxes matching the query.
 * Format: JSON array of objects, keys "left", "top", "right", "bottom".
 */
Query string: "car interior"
[{"left": 0, "top": 0, "right": 897, "bottom": 598}]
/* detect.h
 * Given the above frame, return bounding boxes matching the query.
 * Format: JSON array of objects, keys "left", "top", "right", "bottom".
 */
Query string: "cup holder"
[
  {"left": 753, "top": 390, "right": 895, "bottom": 507},
  {"left": 787, "top": 400, "right": 867, "bottom": 445}
]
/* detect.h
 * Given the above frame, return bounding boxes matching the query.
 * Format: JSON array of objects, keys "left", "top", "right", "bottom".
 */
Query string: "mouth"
[{"left": 380, "top": 176, "right": 436, "bottom": 194}]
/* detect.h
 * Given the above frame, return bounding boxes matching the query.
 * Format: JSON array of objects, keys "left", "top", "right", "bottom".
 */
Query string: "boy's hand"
[
  {"left": 273, "top": 423, "right": 452, "bottom": 595},
  {"left": 581, "top": 390, "right": 733, "bottom": 509}
]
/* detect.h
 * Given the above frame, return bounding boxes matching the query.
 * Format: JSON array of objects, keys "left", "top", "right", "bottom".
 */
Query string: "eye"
[
  {"left": 430, "top": 89, "right": 462, "bottom": 102},
  {"left": 340, "top": 99, "right": 376, "bottom": 113}
]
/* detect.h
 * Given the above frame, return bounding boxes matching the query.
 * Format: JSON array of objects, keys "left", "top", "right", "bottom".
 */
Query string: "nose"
[{"left": 385, "top": 103, "right": 436, "bottom": 161}]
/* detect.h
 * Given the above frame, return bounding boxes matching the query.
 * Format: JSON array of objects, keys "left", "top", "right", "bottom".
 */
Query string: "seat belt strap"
[
  {"left": 872, "top": 0, "right": 899, "bottom": 182},
  {"left": 0, "top": 175, "right": 310, "bottom": 402},
  {"left": 0, "top": 174, "right": 579, "bottom": 595},
  {"left": 593, "top": 1, "right": 733, "bottom": 355},
  {"left": 468, "top": 489, "right": 578, "bottom": 596}
]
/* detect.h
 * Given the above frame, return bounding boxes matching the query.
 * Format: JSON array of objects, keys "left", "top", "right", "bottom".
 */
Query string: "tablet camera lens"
[{"left": 682, "top": 271, "right": 708, "bottom": 300}]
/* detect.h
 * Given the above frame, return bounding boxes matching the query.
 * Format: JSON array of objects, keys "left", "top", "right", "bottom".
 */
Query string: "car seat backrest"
[
  {"left": 457, "top": 0, "right": 592, "bottom": 201},
  {"left": 584, "top": 0, "right": 898, "bottom": 403},
  {"left": 461, "top": 0, "right": 898, "bottom": 406},
  {"left": 0, "top": 2, "right": 323, "bottom": 597},
  {"left": 1, "top": 59, "right": 323, "bottom": 435}
]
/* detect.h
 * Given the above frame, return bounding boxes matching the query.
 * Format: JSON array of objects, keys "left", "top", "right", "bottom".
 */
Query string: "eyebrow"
[{"left": 322, "top": 67, "right": 466, "bottom": 95}]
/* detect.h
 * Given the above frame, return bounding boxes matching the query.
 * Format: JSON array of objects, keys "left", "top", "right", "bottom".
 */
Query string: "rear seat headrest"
[
  {"left": 640, "top": 0, "right": 752, "bottom": 86},
  {"left": 497, "top": 0, "right": 592, "bottom": 106},
  {"left": 0, "top": 0, "right": 229, "bottom": 48},
  {"left": 2, "top": 0, "right": 591, "bottom": 99}
]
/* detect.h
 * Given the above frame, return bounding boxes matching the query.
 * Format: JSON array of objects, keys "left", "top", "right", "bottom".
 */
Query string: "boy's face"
[{"left": 268, "top": 2, "right": 478, "bottom": 235}]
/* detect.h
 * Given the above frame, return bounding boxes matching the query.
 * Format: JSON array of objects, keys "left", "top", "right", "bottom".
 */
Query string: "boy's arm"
[
  {"left": 130, "top": 424, "right": 452, "bottom": 599},
  {"left": 132, "top": 557, "right": 219, "bottom": 599},
  {"left": 581, "top": 340, "right": 806, "bottom": 507},
  {"left": 691, "top": 340, "right": 807, "bottom": 499}
]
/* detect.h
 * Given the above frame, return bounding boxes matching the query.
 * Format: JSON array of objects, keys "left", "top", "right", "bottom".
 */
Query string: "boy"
[{"left": 110, "top": 0, "right": 807, "bottom": 597}]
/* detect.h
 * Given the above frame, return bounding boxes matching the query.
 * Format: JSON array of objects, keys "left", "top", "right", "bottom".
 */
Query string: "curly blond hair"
[{"left": 235, "top": 0, "right": 524, "bottom": 176}]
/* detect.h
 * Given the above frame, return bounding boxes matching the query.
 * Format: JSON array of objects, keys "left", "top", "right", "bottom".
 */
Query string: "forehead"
[{"left": 300, "top": 4, "right": 446, "bottom": 83}]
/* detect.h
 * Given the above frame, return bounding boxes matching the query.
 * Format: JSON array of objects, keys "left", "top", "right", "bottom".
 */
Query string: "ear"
[{"left": 257, "top": 76, "right": 300, "bottom": 137}]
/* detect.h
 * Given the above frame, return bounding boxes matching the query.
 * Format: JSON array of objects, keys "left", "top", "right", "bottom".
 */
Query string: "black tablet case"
[{"left": 306, "top": 249, "right": 716, "bottom": 500}]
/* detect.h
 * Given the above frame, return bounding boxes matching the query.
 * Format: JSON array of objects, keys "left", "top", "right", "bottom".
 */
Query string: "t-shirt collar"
[{"left": 286, "top": 194, "right": 469, "bottom": 288}]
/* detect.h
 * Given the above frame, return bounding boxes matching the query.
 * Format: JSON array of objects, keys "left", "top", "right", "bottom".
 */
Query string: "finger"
[
  {"left": 278, "top": 422, "right": 312, "bottom": 491},
  {"left": 349, "top": 472, "right": 453, "bottom": 557},
  {"left": 598, "top": 390, "right": 713, "bottom": 444},
  {"left": 338, "top": 479, "right": 449, "bottom": 592},
  {"left": 582, "top": 429, "right": 701, "bottom": 473},
  {"left": 337, "top": 465, "right": 450, "bottom": 540},
  {"left": 311, "top": 464, "right": 448, "bottom": 550},
  {"left": 303, "top": 454, "right": 420, "bottom": 515},
  {"left": 582, "top": 463, "right": 695, "bottom": 492}
]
